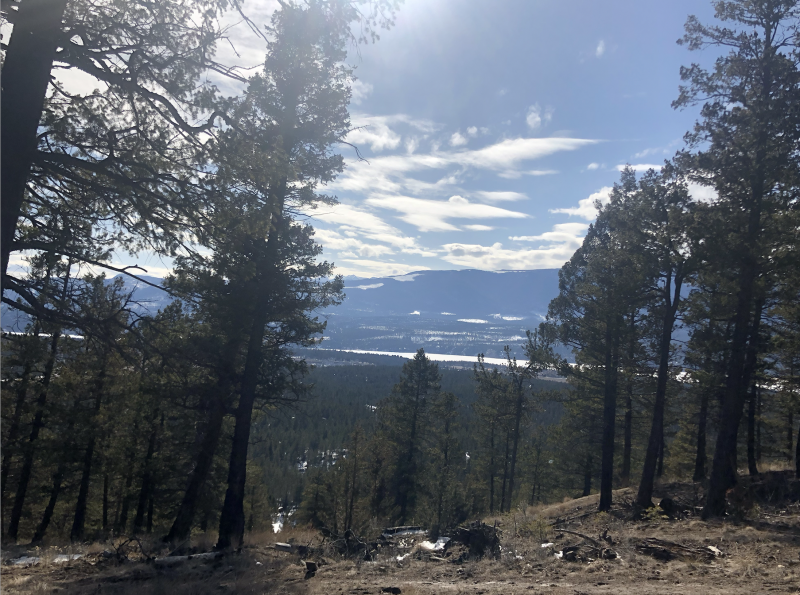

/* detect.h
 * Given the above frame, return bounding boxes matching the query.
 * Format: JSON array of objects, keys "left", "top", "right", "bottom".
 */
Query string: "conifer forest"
[{"left": 1, "top": 0, "right": 800, "bottom": 566}]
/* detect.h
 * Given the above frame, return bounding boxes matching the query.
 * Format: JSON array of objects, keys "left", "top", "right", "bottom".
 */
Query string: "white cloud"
[
  {"left": 350, "top": 79, "right": 373, "bottom": 105},
  {"left": 526, "top": 104, "right": 553, "bottom": 130},
  {"left": 441, "top": 240, "right": 579, "bottom": 270},
  {"left": 313, "top": 204, "right": 433, "bottom": 255},
  {"left": 333, "top": 136, "right": 594, "bottom": 198},
  {"left": 616, "top": 163, "right": 663, "bottom": 172},
  {"left": 549, "top": 186, "right": 612, "bottom": 220},
  {"left": 466, "top": 126, "right": 478, "bottom": 136},
  {"left": 464, "top": 224, "right": 495, "bottom": 231},
  {"left": 366, "top": 194, "right": 528, "bottom": 232},
  {"left": 334, "top": 259, "right": 429, "bottom": 278},
  {"left": 347, "top": 117, "right": 402, "bottom": 152},
  {"left": 510, "top": 222, "right": 589, "bottom": 247},
  {"left": 345, "top": 113, "right": 440, "bottom": 154},
  {"left": 449, "top": 131, "right": 468, "bottom": 146},
  {"left": 587, "top": 162, "right": 600, "bottom": 170},
  {"left": 596, "top": 40, "right": 606, "bottom": 57},
  {"left": 687, "top": 181, "right": 718, "bottom": 203},
  {"left": 313, "top": 228, "right": 395, "bottom": 258},
  {"left": 474, "top": 191, "right": 528, "bottom": 202},
  {"left": 410, "top": 310, "right": 421, "bottom": 315}
]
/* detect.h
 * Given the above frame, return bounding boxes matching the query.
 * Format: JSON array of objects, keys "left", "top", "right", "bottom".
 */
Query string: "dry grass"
[{"left": 3, "top": 480, "right": 799, "bottom": 594}]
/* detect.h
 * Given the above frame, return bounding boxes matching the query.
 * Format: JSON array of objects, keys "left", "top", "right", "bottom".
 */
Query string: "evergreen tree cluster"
[{"left": 1, "top": 0, "right": 398, "bottom": 547}]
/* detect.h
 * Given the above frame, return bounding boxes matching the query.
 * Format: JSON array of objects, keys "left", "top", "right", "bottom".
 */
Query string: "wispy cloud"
[
  {"left": 549, "top": 186, "right": 612, "bottom": 220},
  {"left": 335, "top": 259, "right": 428, "bottom": 278},
  {"left": 474, "top": 191, "right": 528, "bottom": 202},
  {"left": 596, "top": 40, "right": 606, "bottom": 58},
  {"left": 510, "top": 222, "right": 589, "bottom": 246},
  {"left": 586, "top": 162, "right": 600, "bottom": 170},
  {"left": 350, "top": 79, "right": 373, "bottom": 105},
  {"left": 366, "top": 195, "right": 528, "bottom": 232}
]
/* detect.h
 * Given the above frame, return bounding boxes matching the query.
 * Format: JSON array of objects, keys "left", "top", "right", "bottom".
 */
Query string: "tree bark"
[
  {"left": 599, "top": 318, "right": 621, "bottom": 512},
  {"left": 693, "top": 389, "right": 709, "bottom": 482},
  {"left": 70, "top": 358, "right": 108, "bottom": 542},
  {"left": 795, "top": 420, "right": 799, "bottom": 480},
  {"left": 166, "top": 394, "right": 226, "bottom": 543},
  {"left": 788, "top": 411, "right": 795, "bottom": 462},
  {"left": 505, "top": 377, "right": 526, "bottom": 513},
  {"left": 7, "top": 326, "right": 64, "bottom": 541},
  {"left": 747, "top": 384, "right": 758, "bottom": 476},
  {"left": 621, "top": 313, "right": 636, "bottom": 488},
  {"left": 217, "top": 183, "right": 288, "bottom": 550},
  {"left": 704, "top": 287, "right": 764, "bottom": 518},
  {"left": 1, "top": 328, "right": 39, "bottom": 506},
  {"left": 582, "top": 452, "right": 593, "bottom": 497},
  {"left": 134, "top": 412, "right": 160, "bottom": 533},
  {"left": 1, "top": 0, "right": 70, "bottom": 280},
  {"left": 636, "top": 271, "right": 682, "bottom": 508}
]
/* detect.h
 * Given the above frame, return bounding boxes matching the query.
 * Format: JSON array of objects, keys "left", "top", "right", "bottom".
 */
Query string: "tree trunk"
[
  {"left": 756, "top": 389, "right": 762, "bottom": 463},
  {"left": 30, "top": 394, "right": 79, "bottom": 544},
  {"left": 488, "top": 424, "right": 495, "bottom": 513},
  {"left": 788, "top": 411, "right": 795, "bottom": 462},
  {"left": 747, "top": 384, "right": 758, "bottom": 476},
  {"left": 1, "top": 0, "right": 70, "bottom": 279},
  {"left": 7, "top": 327, "right": 64, "bottom": 541},
  {"left": 134, "top": 412, "right": 160, "bottom": 533},
  {"left": 30, "top": 463, "right": 64, "bottom": 545},
  {"left": 217, "top": 184, "right": 288, "bottom": 550},
  {"left": 582, "top": 452, "right": 593, "bottom": 497},
  {"left": 621, "top": 313, "right": 636, "bottom": 488},
  {"left": 1, "top": 328, "right": 40, "bottom": 506},
  {"left": 102, "top": 473, "right": 110, "bottom": 532},
  {"left": 599, "top": 318, "right": 620, "bottom": 512},
  {"left": 166, "top": 394, "right": 226, "bottom": 543},
  {"left": 70, "top": 356, "right": 108, "bottom": 542},
  {"left": 636, "top": 272, "right": 681, "bottom": 508},
  {"left": 693, "top": 389, "right": 709, "bottom": 482},
  {"left": 795, "top": 421, "right": 799, "bottom": 480},
  {"left": 622, "top": 393, "right": 632, "bottom": 488},
  {"left": 704, "top": 286, "right": 764, "bottom": 518},
  {"left": 505, "top": 379, "right": 526, "bottom": 513}
]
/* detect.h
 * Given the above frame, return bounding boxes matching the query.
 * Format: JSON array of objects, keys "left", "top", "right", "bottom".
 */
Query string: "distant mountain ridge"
[{"left": 335, "top": 269, "right": 560, "bottom": 320}]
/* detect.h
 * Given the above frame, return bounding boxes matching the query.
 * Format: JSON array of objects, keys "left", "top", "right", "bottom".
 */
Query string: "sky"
[
  {"left": 306, "top": 0, "right": 720, "bottom": 277},
  {"left": 16, "top": 0, "right": 723, "bottom": 280}
]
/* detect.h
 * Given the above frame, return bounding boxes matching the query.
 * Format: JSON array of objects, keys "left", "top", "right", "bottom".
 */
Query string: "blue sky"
[
  {"left": 18, "top": 0, "right": 721, "bottom": 280},
  {"left": 308, "top": 0, "right": 719, "bottom": 277}
]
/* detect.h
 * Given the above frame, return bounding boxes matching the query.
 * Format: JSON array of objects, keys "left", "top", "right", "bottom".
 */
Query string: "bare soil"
[{"left": 3, "top": 479, "right": 800, "bottom": 595}]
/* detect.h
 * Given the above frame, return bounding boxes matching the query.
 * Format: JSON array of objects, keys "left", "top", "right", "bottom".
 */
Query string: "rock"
[
  {"left": 274, "top": 543, "right": 293, "bottom": 552},
  {"left": 303, "top": 560, "right": 317, "bottom": 580},
  {"left": 303, "top": 560, "right": 318, "bottom": 572},
  {"left": 381, "top": 588, "right": 402, "bottom": 594}
]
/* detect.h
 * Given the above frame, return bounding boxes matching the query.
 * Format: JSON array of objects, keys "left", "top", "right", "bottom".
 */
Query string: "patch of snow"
[
  {"left": 420, "top": 537, "right": 450, "bottom": 551},
  {"left": 409, "top": 311, "right": 420, "bottom": 315},
  {"left": 392, "top": 273, "right": 421, "bottom": 282},
  {"left": 396, "top": 553, "right": 411, "bottom": 562},
  {"left": 346, "top": 283, "right": 384, "bottom": 290},
  {"left": 541, "top": 543, "right": 554, "bottom": 548}
]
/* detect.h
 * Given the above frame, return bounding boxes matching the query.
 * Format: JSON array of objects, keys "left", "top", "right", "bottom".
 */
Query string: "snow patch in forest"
[{"left": 420, "top": 537, "right": 450, "bottom": 551}]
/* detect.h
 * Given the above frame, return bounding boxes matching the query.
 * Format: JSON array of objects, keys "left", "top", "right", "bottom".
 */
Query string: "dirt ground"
[{"left": 3, "top": 479, "right": 799, "bottom": 595}]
